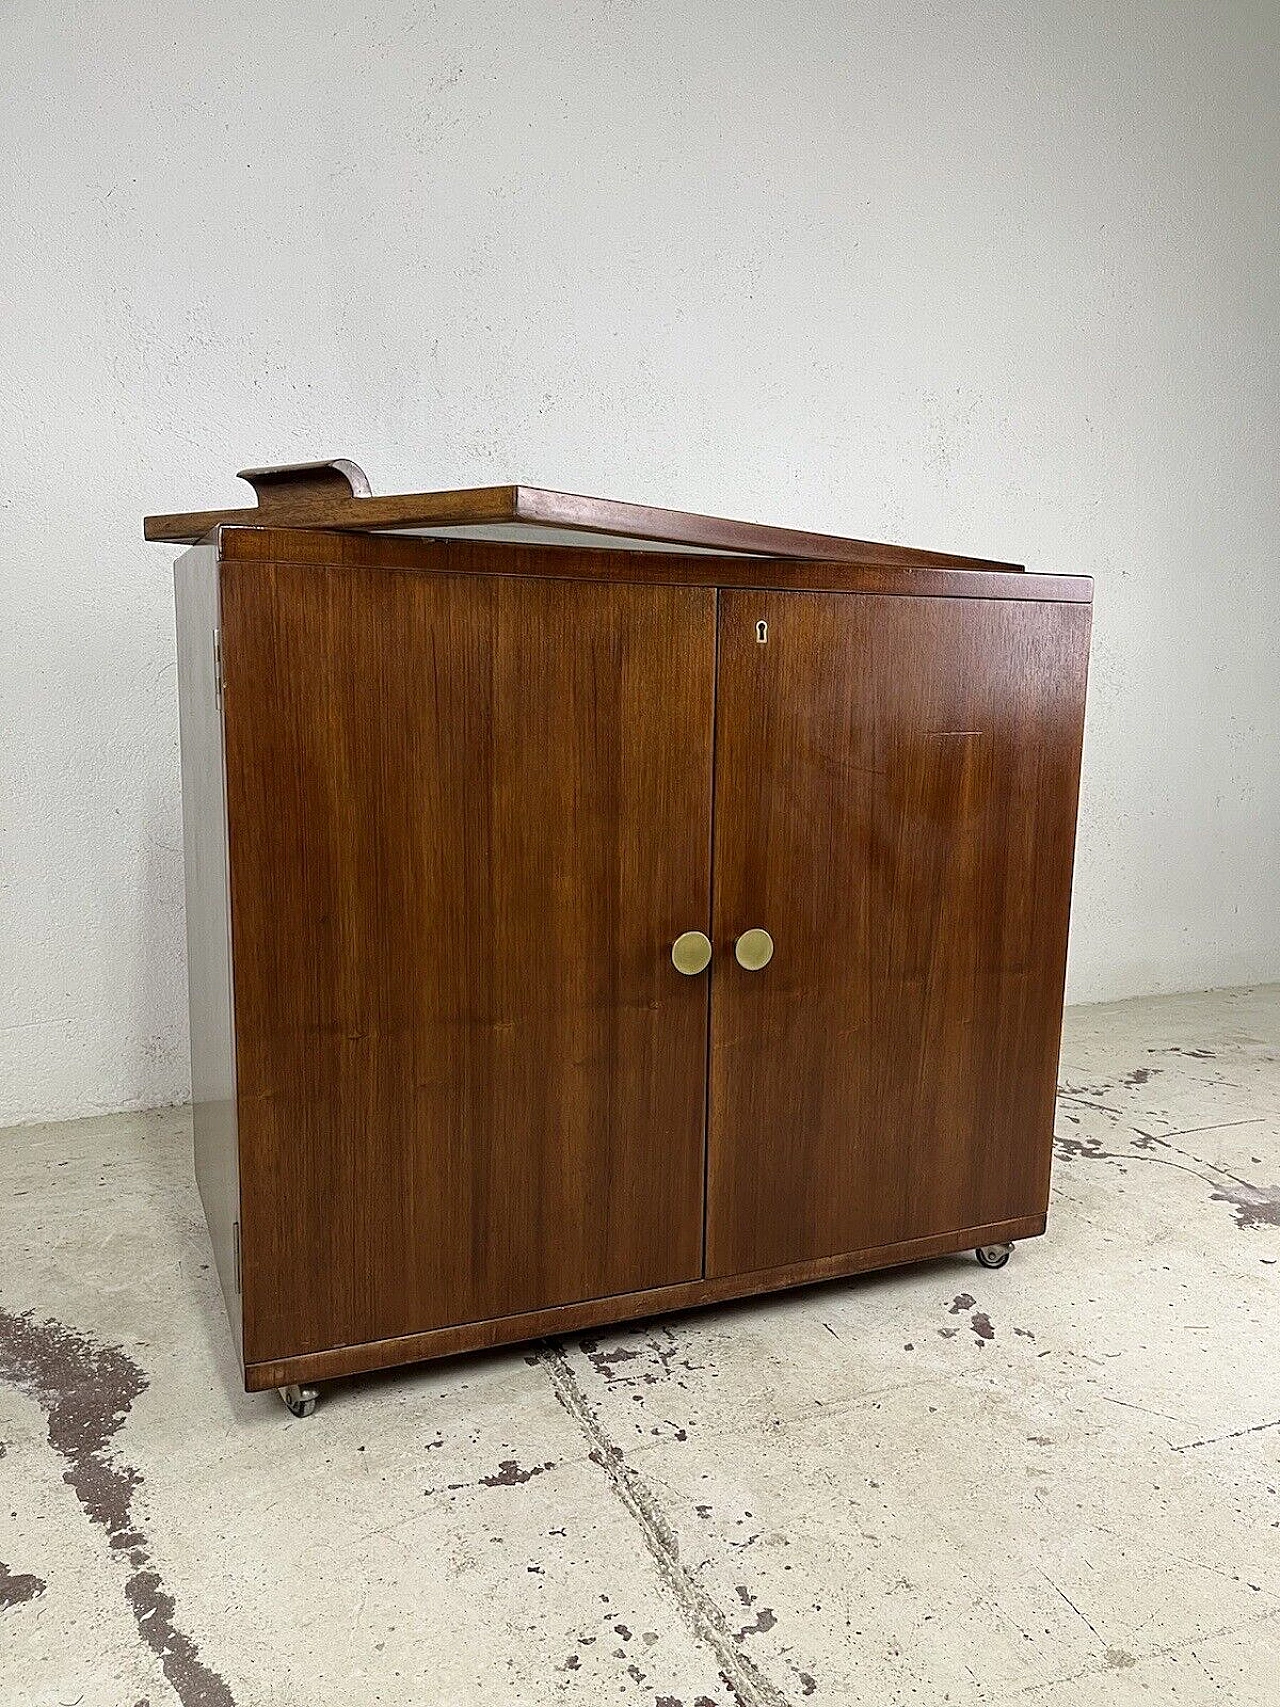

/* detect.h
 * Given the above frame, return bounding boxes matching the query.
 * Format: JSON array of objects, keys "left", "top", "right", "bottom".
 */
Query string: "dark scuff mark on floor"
[
  {"left": 428, "top": 1457, "right": 557, "bottom": 1494},
  {"left": 732, "top": 1584, "right": 777, "bottom": 1641},
  {"left": 1053, "top": 1131, "right": 1125, "bottom": 1167},
  {"left": 0, "top": 1308, "right": 235, "bottom": 1707},
  {"left": 126, "top": 1570, "right": 232, "bottom": 1700},
  {"left": 0, "top": 1308, "right": 147, "bottom": 1543},
  {"left": 580, "top": 1341, "right": 644, "bottom": 1380},
  {"left": 578, "top": 1324, "right": 706, "bottom": 1390},
  {"left": 1055, "top": 1085, "right": 1123, "bottom": 1115},
  {"left": 538, "top": 1339, "right": 791, "bottom": 1707},
  {"left": 1054, "top": 1119, "right": 1277, "bottom": 1232},
  {"left": 941, "top": 1297, "right": 995, "bottom": 1344},
  {"left": 0, "top": 1559, "right": 46, "bottom": 1608},
  {"left": 1119, "top": 1067, "right": 1157, "bottom": 1087},
  {"left": 480, "top": 1458, "right": 556, "bottom": 1487},
  {"left": 1209, "top": 1181, "right": 1280, "bottom": 1230}
]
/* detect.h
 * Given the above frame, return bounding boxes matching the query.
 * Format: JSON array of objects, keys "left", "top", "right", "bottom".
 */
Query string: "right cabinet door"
[{"left": 706, "top": 588, "right": 1090, "bottom": 1278}]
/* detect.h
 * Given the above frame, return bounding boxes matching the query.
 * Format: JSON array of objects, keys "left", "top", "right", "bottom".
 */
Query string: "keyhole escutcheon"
[{"left": 756, "top": 619, "right": 768, "bottom": 643}]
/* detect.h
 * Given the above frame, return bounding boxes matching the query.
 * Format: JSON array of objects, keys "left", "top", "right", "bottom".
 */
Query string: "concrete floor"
[{"left": 1, "top": 987, "right": 1278, "bottom": 1707}]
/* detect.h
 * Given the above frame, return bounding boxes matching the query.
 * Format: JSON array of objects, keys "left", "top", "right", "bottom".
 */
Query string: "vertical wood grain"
[
  {"left": 706, "top": 590, "right": 1090, "bottom": 1276},
  {"left": 220, "top": 550, "right": 716, "bottom": 1363}
]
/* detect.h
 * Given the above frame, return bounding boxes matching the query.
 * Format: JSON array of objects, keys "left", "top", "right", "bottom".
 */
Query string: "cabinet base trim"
[{"left": 244, "top": 1214, "right": 1045, "bottom": 1392}]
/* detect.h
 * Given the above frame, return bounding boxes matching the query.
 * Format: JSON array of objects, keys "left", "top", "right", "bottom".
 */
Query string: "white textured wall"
[{"left": 2, "top": 2, "right": 1278, "bottom": 1125}]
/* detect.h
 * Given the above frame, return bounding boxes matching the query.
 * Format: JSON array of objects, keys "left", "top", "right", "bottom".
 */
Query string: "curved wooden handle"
[{"left": 236, "top": 459, "right": 372, "bottom": 507}]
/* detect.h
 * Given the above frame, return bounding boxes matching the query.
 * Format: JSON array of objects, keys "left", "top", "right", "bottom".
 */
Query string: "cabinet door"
[
  {"left": 706, "top": 589, "right": 1090, "bottom": 1277},
  {"left": 222, "top": 555, "right": 716, "bottom": 1361}
]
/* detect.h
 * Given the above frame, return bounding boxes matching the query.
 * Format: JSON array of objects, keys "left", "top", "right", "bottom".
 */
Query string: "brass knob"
[
  {"left": 734, "top": 928, "right": 773, "bottom": 971},
  {"left": 671, "top": 930, "right": 713, "bottom": 975}
]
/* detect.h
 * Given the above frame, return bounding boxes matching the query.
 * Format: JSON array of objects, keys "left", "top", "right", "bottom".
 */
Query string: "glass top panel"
[{"left": 381, "top": 522, "right": 768, "bottom": 556}]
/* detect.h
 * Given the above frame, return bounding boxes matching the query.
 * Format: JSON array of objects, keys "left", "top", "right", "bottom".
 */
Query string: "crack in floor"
[
  {"left": 1173, "top": 1415, "right": 1280, "bottom": 1453},
  {"left": 1010, "top": 1605, "right": 1280, "bottom": 1697},
  {"left": 537, "top": 1339, "right": 793, "bottom": 1707},
  {"left": 1054, "top": 1112, "right": 1279, "bottom": 1229},
  {"left": 1039, "top": 1569, "right": 1102, "bottom": 1641}
]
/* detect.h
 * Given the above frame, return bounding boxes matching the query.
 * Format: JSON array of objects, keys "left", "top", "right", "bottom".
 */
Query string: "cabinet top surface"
[{"left": 144, "top": 457, "right": 1028, "bottom": 574}]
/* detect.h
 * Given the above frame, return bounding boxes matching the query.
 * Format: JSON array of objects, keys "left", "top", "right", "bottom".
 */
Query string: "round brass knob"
[
  {"left": 671, "top": 930, "right": 713, "bottom": 975},
  {"left": 734, "top": 928, "right": 774, "bottom": 971}
]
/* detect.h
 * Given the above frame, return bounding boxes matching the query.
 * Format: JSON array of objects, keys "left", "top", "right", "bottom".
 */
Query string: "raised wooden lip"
[{"left": 144, "top": 461, "right": 1026, "bottom": 572}]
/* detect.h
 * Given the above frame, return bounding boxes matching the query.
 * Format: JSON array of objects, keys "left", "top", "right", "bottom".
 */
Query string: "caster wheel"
[
  {"left": 280, "top": 1383, "right": 318, "bottom": 1418},
  {"left": 975, "top": 1243, "right": 1013, "bottom": 1270}
]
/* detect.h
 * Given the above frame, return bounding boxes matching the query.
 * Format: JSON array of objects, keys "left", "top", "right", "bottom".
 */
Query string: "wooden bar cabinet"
[{"left": 148, "top": 462, "right": 1091, "bottom": 1415}]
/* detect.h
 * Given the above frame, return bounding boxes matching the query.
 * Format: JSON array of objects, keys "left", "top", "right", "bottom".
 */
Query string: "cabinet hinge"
[
  {"left": 233, "top": 1219, "right": 241, "bottom": 1293},
  {"left": 213, "top": 628, "right": 223, "bottom": 706}
]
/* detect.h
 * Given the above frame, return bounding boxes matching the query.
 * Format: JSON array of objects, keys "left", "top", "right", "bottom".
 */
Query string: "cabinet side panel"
[{"left": 175, "top": 538, "right": 242, "bottom": 1361}]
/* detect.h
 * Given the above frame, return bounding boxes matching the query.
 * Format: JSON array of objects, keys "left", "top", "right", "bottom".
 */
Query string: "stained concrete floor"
[{"left": 1, "top": 985, "right": 1278, "bottom": 1707}]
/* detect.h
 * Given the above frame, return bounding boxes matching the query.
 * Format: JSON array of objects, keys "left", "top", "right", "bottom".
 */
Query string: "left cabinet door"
[{"left": 220, "top": 550, "right": 716, "bottom": 1363}]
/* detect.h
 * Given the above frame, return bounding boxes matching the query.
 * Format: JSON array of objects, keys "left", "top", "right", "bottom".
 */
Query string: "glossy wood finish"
[
  {"left": 145, "top": 465, "right": 1025, "bottom": 571},
  {"left": 245, "top": 1212, "right": 1045, "bottom": 1391},
  {"left": 164, "top": 512, "right": 1092, "bottom": 1393},
  {"left": 149, "top": 483, "right": 515, "bottom": 545},
  {"left": 219, "top": 552, "right": 716, "bottom": 1364},
  {"left": 173, "top": 539, "right": 242, "bottom": 1354},
  {"left": 236, "top": 457, "right": 372, "bottom": 504},
  {"left": 216, "top": 524, "right": 1090, "bottom": 602},
  {"left": 706, "top": 591, "right": 1090, "bottom": 1277}
]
